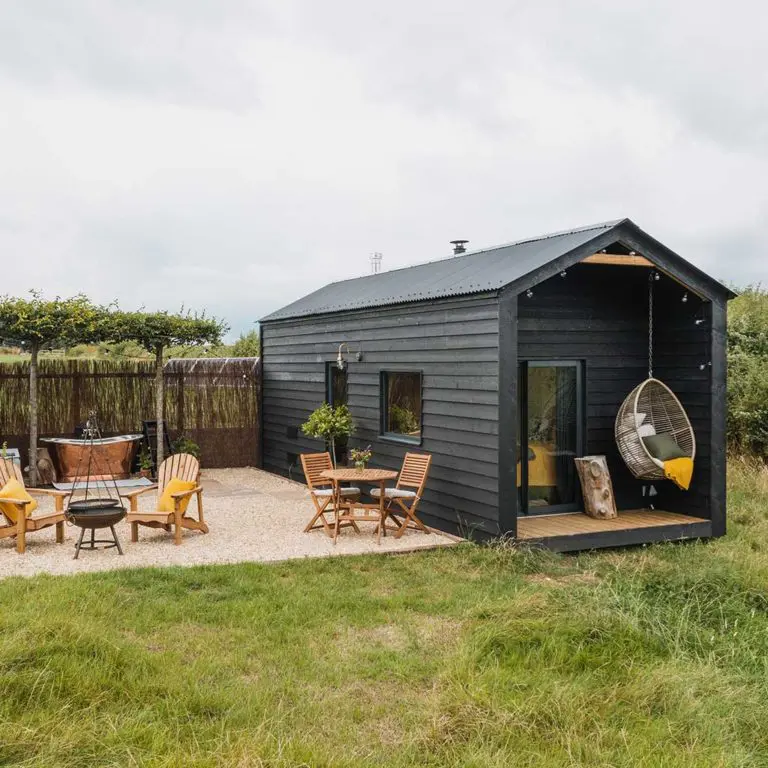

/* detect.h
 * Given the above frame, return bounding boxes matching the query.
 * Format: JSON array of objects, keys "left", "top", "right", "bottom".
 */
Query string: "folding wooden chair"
[
  {"left": 300, "top": 452, "right": 360, "bottom": 537},
  {"left": 0, "top": 457, "right": 68, "bottom": 553},
  {"left": 370, "top": 452, "right": 432, "bottom": 538}
]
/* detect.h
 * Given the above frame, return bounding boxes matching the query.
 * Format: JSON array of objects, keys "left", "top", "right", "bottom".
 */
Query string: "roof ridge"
[
  {"left": 261, "top": 218, "right": 635, "bottom": 321},
  {"left": 461, "top": 218, "right": 627, "bottom": 257}
]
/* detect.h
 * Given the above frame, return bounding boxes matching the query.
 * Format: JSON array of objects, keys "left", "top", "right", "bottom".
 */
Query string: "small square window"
[{"left": 381, "top": 371, "right": 422, "bottom": 443}]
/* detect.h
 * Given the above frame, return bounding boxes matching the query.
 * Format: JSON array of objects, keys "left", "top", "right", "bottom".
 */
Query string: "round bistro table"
[{"left": 320, "top": 468, "right": 398, "bottom": 544}]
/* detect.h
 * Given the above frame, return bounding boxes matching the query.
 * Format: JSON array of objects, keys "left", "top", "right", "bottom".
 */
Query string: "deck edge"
[{"left": 518, "top": 520, "right": 713, "bottom": 553}]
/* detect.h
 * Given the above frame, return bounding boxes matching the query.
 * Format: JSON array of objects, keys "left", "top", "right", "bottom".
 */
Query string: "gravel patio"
[{"left": 0, "top": 468, "right": 458, "bottom": 579}]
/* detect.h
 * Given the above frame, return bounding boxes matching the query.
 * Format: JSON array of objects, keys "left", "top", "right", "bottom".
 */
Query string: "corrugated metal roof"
[
  {"left": 260, "top": 218, "right": 735, "bottom": 322},
  {"left": 262, "top": 220, "right": 624, "bottom": 322}
]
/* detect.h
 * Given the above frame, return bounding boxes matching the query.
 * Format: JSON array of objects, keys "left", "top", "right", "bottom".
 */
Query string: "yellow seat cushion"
[
  {"left": 663, "top": 457, "right": 694, "bottom": 491},
  {"left": 158, "top": 478, "right": 197, "bottom": 514},
  {"left": 0, "top": 478, "right": 38, "bottom": 523}
]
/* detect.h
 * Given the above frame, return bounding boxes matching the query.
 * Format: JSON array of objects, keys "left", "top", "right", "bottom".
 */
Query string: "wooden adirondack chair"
[
  {"left": 0, "top": 458, "right": 68, "bottom": 553},
  {"left": 122, "top": 453, "right": 207, "bottom": 545},
  {"left": 370, "top": 452, "right": 432, "bottom": 538}
]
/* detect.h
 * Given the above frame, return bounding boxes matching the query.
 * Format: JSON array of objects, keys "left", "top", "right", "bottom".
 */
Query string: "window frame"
[
  {"left": 325, "top": 361, "right": 348, "bottom": 407},
  {"left": 379, "top": 369, "right": 424, "bottom": 446}
]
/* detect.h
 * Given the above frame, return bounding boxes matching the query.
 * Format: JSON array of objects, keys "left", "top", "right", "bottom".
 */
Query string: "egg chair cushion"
[
  {"left": 637, "top": 423, "right": 657, "bottom": 438},
  {"left": 642, "top": 434, "right": 686, "bottom": 462}
]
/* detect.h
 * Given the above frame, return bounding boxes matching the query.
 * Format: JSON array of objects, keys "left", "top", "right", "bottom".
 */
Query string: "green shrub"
[
  {"left": 105, "top": 340, "right": 152, "bottom": 359},
  {"left": 728, "top": 286, "right": 768, "bottom": 456},
  {"left": 172, "top": 434, "right": 201, "bottom": 459},
  {"left": 389, "top": 404, "right": 420, "bottom": 434},
  {"left": 67, "top": 344, "right": 105, "bottom": 358},
  {"left": 228, "top": 329, "right": 260, "bottom": 358}
]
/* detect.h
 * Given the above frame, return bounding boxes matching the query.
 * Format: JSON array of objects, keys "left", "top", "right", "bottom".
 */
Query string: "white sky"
[{"left": 1, "top": 1, "right": 766, "bottom": 338}]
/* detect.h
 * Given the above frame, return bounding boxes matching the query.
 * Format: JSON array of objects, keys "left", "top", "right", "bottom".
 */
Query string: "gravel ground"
[{"left": 0, "top": 468, "right": 458, "bottom": 579}]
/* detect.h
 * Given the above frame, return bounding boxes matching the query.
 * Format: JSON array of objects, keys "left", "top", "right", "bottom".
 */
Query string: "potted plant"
[
  {"left": 301, "top": 403, "right": 354, "bottom": 468},
  {"left": 349, "top": 445, "right": 372, "bottom": 471},
  {"left": 137, "top": 444, "right": 153, "bottom": 479},
  {"left": 172, "top": 434, "right": 201, "bottom": 459}
]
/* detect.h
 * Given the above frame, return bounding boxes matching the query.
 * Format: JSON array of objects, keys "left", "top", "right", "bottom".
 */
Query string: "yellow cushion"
[
  {"left": 663, "top": 457, "right": 694, "bottom": 491},
  {"left": 0, "top": 478, "right": 38, "bottom": 523},
  {"left": 158, "top": 477, "right": 197, "bottom": 514}
]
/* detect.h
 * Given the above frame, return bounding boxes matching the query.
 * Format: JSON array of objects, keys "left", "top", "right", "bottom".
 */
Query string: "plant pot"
[{"left": 138, "top": 469, "right": 152, "bottom": 479}]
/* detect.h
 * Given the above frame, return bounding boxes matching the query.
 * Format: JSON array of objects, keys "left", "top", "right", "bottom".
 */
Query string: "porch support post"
[
  {"left": 709, "top": 299, "right": 727, "bottom": 537},
  {"left": 498, "top": 287, "right": 518, "bottom": 537}
]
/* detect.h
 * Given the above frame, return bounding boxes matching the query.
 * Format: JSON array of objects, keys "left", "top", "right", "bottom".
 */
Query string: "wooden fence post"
[
  {"left": 71, "top": 369, "right": 81, "bottom": 431},
  {"left": 176, "top": 371, "right": 185, "bottom": 434}
]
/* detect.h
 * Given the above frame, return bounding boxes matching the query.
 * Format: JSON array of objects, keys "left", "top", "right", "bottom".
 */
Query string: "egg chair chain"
[{"left": 648, "top": 272, "right": 654, "bottom": 379}]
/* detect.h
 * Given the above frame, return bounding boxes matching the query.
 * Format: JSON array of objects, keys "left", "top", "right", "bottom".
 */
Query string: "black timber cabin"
[{"left": 260, "top": 219, "right": 734, "bottom": 551}]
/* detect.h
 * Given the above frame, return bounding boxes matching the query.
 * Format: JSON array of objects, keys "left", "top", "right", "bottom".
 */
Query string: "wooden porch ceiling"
[
  {"left": 581, "top": 253, "right": 654, "bottom": 267},
  {"left": 579, "top": 252, "right": 706, "bottom": 299}
]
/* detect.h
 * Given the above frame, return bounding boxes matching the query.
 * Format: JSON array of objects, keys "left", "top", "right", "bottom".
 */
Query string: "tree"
[
  {"left": 113, "top": 311, "right": 227, "bottom": 468},
  {"left": 301, "top": 403, "right": 354, "bottom": 468},
  {"left": 0, "top": 292, "right": 107, "bottom": 485},
  {"left": 228, "top": 329, "right": 260, "bottom": 358}
]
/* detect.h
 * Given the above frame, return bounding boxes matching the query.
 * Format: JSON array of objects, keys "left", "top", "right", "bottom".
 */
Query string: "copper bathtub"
[{"left": 41, "top": 435, "right": 143, "bottom": 482}]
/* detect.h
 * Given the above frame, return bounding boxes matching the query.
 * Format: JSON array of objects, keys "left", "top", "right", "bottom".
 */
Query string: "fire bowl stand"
[
  {"left": 73, "top": 524, "right": 124, "bottom": 559},
  {"left": 67, "top": 499, "right": 127, "bottom": 560}
]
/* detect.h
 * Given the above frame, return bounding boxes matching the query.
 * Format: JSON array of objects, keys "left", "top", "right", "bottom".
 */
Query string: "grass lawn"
[{"left": 2, "top": 461, "right": 768, "bottom": 767}]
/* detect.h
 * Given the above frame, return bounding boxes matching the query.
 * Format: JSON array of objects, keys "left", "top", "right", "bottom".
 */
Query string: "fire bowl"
[
  {"left": 66, "top": 499, "right": 127, "bottom": 559},
  {"left": 67, "top": 498, "right": 126, "bottom": 528}
]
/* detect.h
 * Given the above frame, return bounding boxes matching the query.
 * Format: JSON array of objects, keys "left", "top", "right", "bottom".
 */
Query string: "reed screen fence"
[{"left": 0, "top": 358, "right": 261, "bottom": 469}]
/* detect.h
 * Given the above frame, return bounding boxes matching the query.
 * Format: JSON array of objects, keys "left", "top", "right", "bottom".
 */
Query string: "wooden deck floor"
[{"left": 517, "top": 509, "right": 709, "bottom": 541}]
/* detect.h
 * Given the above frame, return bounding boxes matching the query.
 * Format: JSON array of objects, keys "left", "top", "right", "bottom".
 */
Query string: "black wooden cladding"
[
  {"left": 262, "top": 293, "right": 501, "bottom": 536},
  {"left": 709, "top": 300, "right": 728, "bottom": 536},
  {"left": 261, "top": 257, "right": 727, "bottom": 545},
  {"left": 651, "top": 278, "right": 713, "bottom": 521}
]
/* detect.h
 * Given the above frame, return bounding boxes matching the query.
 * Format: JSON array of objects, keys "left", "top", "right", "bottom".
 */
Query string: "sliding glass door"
[{"left": 518, "top": 361, "right": 583, "bottom": 515}]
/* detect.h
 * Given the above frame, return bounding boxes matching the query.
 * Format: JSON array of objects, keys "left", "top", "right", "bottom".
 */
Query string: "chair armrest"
[
  {"left": 120, "top": 485, "right": 158, "bottom": 499},
  {"left": 27, "top": 488, "right": 70, "bottom": 498},
  {"left": 0, "top": 497, "right": 32, "bottom": 506},
  {"left": 170, "top": 487, "right": 202, "bottom": 500}
]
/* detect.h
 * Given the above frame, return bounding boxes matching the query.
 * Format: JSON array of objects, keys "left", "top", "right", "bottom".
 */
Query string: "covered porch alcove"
[{"left": 503, "top": 242, "right": 728, "bottom": 552}]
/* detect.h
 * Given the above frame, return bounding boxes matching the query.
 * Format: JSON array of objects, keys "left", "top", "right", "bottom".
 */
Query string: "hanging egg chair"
[
  {"left": 614, "top": 271, "right": 696, "bottom": 484},
  {"left": 615, "top": 378, "right": 696, "bottom": 480}
]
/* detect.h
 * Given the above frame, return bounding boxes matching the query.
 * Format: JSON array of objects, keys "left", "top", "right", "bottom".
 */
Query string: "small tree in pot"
[{"left": 301, "top": 403, "right": 354, "bottom": 468}]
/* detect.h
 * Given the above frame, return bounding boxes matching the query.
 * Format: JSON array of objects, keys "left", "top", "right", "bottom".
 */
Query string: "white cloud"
[{"left": 0, "top": 0, "right": 766, "bottom": 338}]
